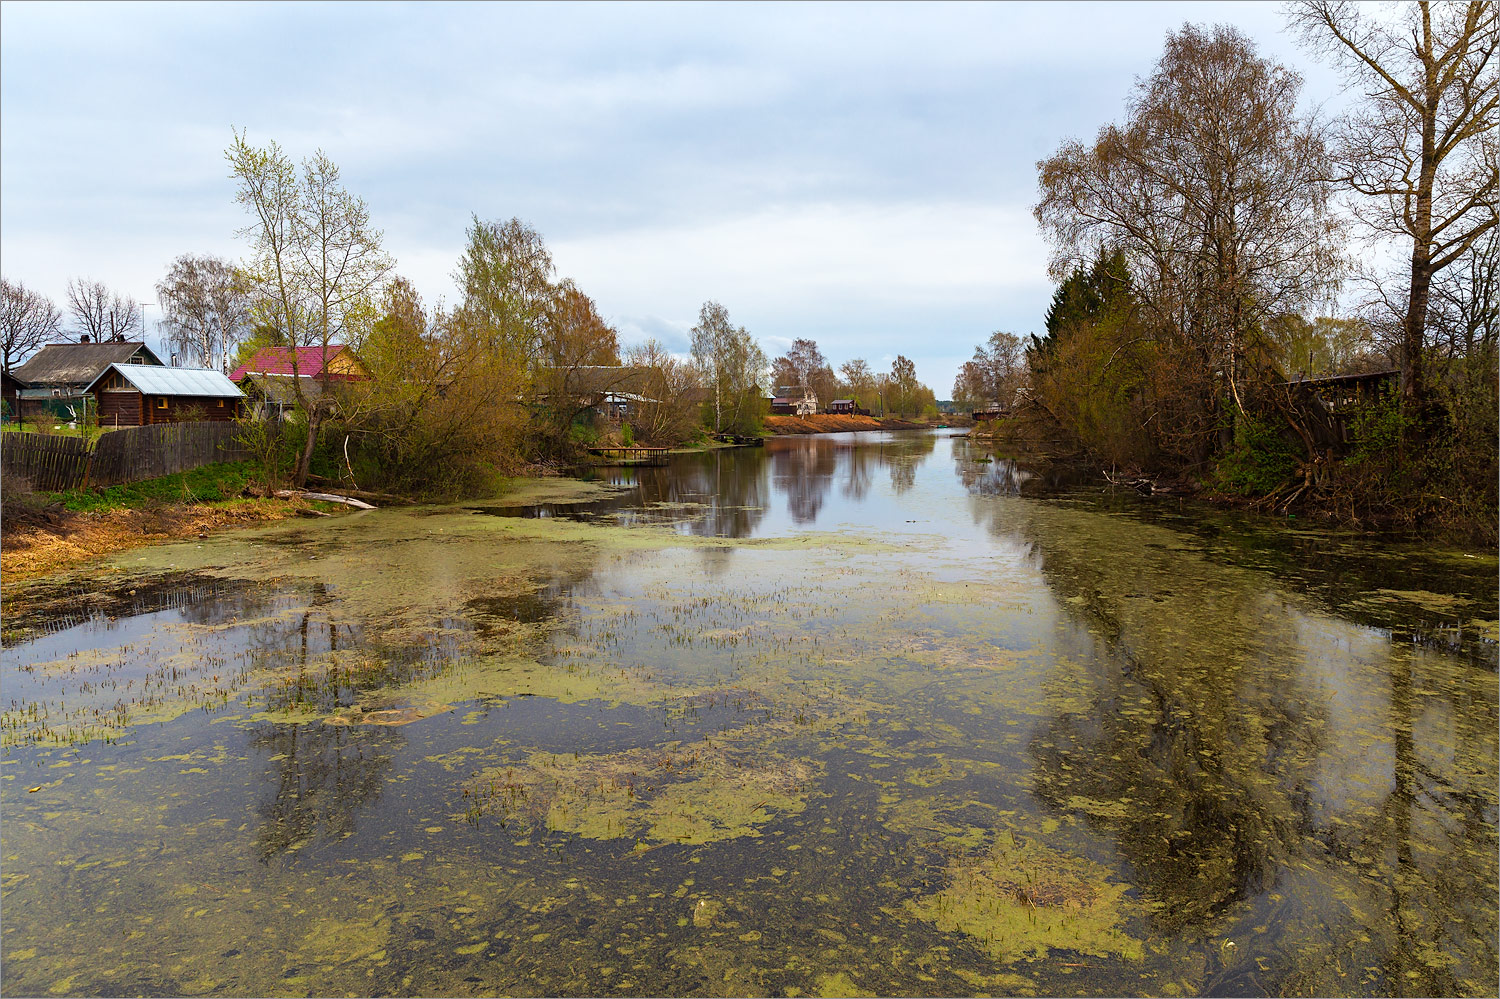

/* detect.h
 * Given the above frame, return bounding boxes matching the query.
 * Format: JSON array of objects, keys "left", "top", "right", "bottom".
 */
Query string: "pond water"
[{"left": 2, "top": 431, "right": 1495, "bottom": 997}]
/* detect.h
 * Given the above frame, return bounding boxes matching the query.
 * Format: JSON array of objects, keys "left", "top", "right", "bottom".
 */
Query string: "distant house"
[
  {"left": 971, "top": 405, "right": 1006, "bottom": 422},
  {"left": 828, "top": 399, "right": 858, "bottom": 415},
  {"left": 86, "top": 364, "right": 245, "bottom": 426},
  {"left": 769, "top": 386, "right": 817, "bottom": 416},
  {"left": 11, "top": 339, "right": 163, "bottom": 419},
  {"left": 228, "top": 345, "right": 367, "bottom": 384}
]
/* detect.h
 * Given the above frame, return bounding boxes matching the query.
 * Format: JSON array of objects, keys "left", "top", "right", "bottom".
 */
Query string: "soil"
[{"left": 763, "top": 414, "right": 934, "bottom": 434}]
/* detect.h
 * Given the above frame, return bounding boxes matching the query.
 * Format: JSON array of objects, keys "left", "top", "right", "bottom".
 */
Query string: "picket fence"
[{"left": 2, "top": 423, "right": 249, "bottom": 492}]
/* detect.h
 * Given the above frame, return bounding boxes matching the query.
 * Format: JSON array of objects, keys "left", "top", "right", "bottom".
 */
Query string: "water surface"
[{"left": 3, "top": 432, "right": 1495, "bottom": 997}]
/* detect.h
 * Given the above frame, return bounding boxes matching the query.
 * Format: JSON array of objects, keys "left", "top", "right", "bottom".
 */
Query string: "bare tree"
[
  {"left": 0, "top": 277, "right": 64, "bottom": 373},
  {"left": 156, "top": 254, "right": 251, "bottom": 371},
  {"left": 66, "top": 278, "right": 142, "bottom": 343},
  {"left": 1288, "top": 0, "right": 1499, "bottom": 407},
  {"left": 228, "top": 131, "right": 393, "bottom": 486},
  {"left": 838, "top": 358, "right": 876, "bottom": 409},
  {"left": 1037, "top": 23, "right": 1342, "bottom": 421}
]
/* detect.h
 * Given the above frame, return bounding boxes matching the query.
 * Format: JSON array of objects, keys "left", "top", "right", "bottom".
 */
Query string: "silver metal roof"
[{"left": 88, "top": 363, "right": 245, "bottom": 398}]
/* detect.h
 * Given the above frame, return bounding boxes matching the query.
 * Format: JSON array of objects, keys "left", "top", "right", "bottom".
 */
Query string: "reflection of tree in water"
[
  {"left": 250, "top": 721, "right": 402, "bottom": 862},
  {"left": 999, "top": 503, "right": 1497, "bottom": 994},
  {"left": 614, "top": 450, "right": 769, "bottom": 538},
  {"left": 883, "top": 433, "right": 936, "bottom": 494},
  {"left": 956, "top": 456, "right": 1033, "bottom": 497},
  {"left": 840, "top": 442, "right": 874, "bottom": 501},
  {"left": 770, "top": 440, "right": 839, "bottom": 524}
]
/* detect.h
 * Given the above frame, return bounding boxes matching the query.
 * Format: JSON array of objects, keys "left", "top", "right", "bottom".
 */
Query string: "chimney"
[{"left": 79, "top": 334, "right": 91, "bottom": 344}]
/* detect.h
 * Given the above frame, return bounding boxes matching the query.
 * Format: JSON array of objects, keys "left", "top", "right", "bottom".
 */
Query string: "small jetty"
[
  {"left": 712, "top": 434, "right": 765, "bottom": 447},
  {"left": 587, "top": 445, "right": 671, "bottom": 466}
]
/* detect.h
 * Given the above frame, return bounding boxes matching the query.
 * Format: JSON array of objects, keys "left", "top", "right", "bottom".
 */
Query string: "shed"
[
  {"left": 828, "top": 399, "right": 856, "bottom": 414},
  {"left": 2, "top": 370, "right": 26, "bottom": 418},
  {"left": 87, "top": 363, "right": 245, "bottom": 426}
]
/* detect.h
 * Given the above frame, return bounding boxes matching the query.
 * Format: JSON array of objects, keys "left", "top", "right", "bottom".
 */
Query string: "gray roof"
[
  {"left": 12, "top": 341, "right": 162, "bottom": 387},
  {"left": 87, "top": 363, "right": 244, "bottom": 398},
  {"left": 242, "top": 373, "right": 325, "bottom": 406}
]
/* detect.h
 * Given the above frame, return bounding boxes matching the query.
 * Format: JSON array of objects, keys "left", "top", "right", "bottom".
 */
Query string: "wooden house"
[
  {"left": 769, "top": 386, "right": 818, "bottom": 416},
  {"left": 2, "top": 370, "right": 26, "bottom": 418},
  {"left": 11, "top": 339, "right": 163, "bottom": 419},
  {"left": 828, "top": 399, "right": 866, "bottom": 415},
  {"left": 228, "top": 345, "right": 367, "bottom": 384},
  {"left": 86, "top": 364, "right": 245, "bottom": 426}
]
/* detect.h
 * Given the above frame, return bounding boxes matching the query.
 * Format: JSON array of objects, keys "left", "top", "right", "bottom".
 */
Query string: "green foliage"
[
  {"left": 47, "top": 461, "right": 258, "bottom": 513},
  {"left": 620, "top": 421, "right": 634, "bottom": 446},
  {"left": 1211, "top": 415, "right": 1300, "bottom": 496}
]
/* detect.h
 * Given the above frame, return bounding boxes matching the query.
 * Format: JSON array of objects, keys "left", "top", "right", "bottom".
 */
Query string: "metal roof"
[
  {"left": 12, "top": 341, "right": 162, "bottom": 386},
  {"left": 87, "top": 363, "right": 245, "bottom": 398}
]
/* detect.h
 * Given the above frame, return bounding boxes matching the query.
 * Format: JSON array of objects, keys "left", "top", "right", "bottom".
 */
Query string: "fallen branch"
[{"left": 273, "top": 489, "right": 377, "bottom": 510}]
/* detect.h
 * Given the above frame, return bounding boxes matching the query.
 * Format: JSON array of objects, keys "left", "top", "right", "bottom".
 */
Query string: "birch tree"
[
  {"left": 227, "top": 131, "right": 393, "bottom": 486},
  {"left": 156, "top": 253, "right": 251, "bottom": 371}
]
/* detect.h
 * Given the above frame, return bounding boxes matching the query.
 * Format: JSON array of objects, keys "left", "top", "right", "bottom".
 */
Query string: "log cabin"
[{"left": 87, "top": 363, "right": 245, "bottom": 426}]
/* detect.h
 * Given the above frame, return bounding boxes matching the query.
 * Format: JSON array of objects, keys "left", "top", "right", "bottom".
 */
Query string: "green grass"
[
  {"left": 46, "top": 461, "right": 259, "bottom": 513},
  {"left": 3, "top": 422, "right": 124, "bottom": 442}
]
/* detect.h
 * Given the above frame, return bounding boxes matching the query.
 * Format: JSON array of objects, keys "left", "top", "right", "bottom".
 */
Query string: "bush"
[{"left": 1212, "top": 414, "right": 1300, "bottom": 496}]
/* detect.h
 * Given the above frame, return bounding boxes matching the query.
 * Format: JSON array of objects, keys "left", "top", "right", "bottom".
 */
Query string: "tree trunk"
[{"left": 293, "top": 408, "right": 322, "bottom": 487}]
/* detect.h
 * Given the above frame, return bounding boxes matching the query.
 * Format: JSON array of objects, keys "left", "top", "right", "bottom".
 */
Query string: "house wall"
[
  {"left": 96, "top": 390, "right": 242, "bottom": 426},
  {"left": 97, "top": 390, "right": 144, "bottom": 427}
]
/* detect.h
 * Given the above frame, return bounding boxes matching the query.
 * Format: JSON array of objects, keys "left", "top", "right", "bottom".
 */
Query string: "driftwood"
[{"left": 273, "top": 489, "right": 377, "bottom": 510}]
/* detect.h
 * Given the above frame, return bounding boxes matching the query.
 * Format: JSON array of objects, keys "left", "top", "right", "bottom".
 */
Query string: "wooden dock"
[{"left": 587, "top": 445, "right": 671, "bottom": 466}]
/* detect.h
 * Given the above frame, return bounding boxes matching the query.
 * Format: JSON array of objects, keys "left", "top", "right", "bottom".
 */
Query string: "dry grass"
[
  {"left": 1, "top": 500, "right": 310, "bottom": 589},
  {"left": 764, "top": 414, "right": 929, "bottom": 434}
]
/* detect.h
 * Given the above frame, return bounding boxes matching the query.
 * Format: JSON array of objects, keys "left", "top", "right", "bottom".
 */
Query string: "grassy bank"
[{"left": 0, "top": 462, "right": 342, "bottom": 589}]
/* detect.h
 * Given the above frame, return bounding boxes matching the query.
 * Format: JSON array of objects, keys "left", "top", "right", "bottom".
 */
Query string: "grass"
[
  {"left": 45, "top": 461, "right": 260, "bottom": 513},
  {"left": 2, "top": 421, "right": 122, "bottom": 442}
]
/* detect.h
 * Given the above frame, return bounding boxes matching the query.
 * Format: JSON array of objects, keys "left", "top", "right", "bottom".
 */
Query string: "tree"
[
  {"left": 227, "top": 131, "right": 393, "bottom": 486},
  {"left": 625, "top": 338, "right": 703, "bottom": 445},
  {"left": 888, "top": 354, "right": 921, "bottom": 416},
  {"left": 1036, "top": 23, "right": 1341, "bottom": 424},
  {"left": 772, "top": 337, "right": 836, "bottom": 404},
  {"left": 954, "top": 331, "right": 1026, "bottom": 411},
  {"left": 689, "top": 301, "right": 766, "bottom": 434},
  {"left": 66, "top": 278, "right": 142, "bottom": 343},
  {"left": 1288, "top": 0, "right": 1499, "bottom": 408},
  {"left": 455, "top": 215, "right": 555, "bottom": 366},
  {"left": 0, "top": 278, "right": 63, "bottom": 374},
  {"left": 838, "top": 358, "right": 876, "bottom": 409},
  {"left": 156, "top": 254, "right": 251, "bottom": 371},
  {"left": 537, "top": 278, "right": 623, "bottom": 448}
]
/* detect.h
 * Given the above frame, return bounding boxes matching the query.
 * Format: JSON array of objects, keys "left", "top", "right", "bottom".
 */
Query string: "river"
[{"left": 2, "top": 430, "right": 1495, "bottom": 997}]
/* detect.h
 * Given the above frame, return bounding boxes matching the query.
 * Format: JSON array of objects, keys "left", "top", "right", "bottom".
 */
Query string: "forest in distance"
[{"left": 2, "top": 1, "right": 1495, "bottom": 541}]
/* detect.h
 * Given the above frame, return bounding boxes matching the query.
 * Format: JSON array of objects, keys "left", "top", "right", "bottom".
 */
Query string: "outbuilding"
[{"left": 87, "top": 364, "right": 245, "bottom": 426}]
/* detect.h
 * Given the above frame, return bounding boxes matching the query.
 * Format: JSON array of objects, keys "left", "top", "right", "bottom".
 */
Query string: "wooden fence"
[{"left": 2, "top": 423, "right": 249, "bottom": 492}]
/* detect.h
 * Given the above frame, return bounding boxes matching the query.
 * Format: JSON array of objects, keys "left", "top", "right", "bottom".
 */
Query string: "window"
[
  {"left": 217, "top": 399, "right": 225, "bottom": 407},
  {"left": 157, "top": 397, "right": 168, "bottom": 409}
]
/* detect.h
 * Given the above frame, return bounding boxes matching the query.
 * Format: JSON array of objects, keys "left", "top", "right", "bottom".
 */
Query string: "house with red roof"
[
  {"left": 228, "top": 345, "right": 367, "bottom": 383},
  {"left": 229, "top": 345, "right": 368, "bottom": 419}
]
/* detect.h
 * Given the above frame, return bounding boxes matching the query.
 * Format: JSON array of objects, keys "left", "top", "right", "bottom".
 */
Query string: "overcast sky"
[{"left": 0, "top": 1, "right": 1344, "bottom": 393}]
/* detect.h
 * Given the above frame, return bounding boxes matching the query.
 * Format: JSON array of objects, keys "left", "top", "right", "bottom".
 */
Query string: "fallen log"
[{"left": 273, "top": 489, "right": 377, "bottom": 510}]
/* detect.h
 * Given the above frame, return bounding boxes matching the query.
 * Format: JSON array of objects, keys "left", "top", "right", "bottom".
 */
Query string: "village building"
[
  {"left": 10, "top": 338, "right": 163, "bottom": 420},
  {"left": 228, "top": 344, "right": 368, "bottom": 384},
  {"left": 2, "top": 370, "right": 27, "bottom": 418},
  {"left": 769, "top": 386, "right": 818, "bottom": 416},
  {"left": 86, "top": 363, "right": 244, "bottom": 426},
  {"left": 828, "top": 398, "right": 859, "bottom": 415}
]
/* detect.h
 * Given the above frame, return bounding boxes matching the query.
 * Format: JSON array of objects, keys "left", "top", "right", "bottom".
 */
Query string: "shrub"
[{"left": 1212, "top": 414, "right": 1300, "bottom": 496}]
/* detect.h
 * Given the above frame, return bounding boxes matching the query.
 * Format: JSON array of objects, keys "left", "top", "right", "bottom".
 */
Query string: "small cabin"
[
  {"left": 87, "top": 363, "right": 245, "bottom": 426},
  {"left": 828, "top": 399, "right": 859, "bottom": 415}
]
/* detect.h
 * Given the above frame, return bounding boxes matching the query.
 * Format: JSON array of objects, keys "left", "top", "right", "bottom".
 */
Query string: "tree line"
[
  {"left": 3, "top": 131, "right": 943, "bottom": 496},
  {"left": 964, "top": 2, "right": 1495, "bottom": 539}
]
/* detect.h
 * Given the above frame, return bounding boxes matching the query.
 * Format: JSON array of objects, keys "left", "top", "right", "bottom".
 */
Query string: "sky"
[{"left": 0, "top": 1, "right": 1346, "bottom": 394}]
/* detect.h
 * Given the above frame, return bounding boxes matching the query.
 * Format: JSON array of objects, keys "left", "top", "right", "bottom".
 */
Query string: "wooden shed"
[{"left": 87, "top": 364, "right": 245, "bottom": 426}]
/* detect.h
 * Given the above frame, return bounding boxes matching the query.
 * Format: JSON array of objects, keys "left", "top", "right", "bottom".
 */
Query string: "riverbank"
[{"left": 763, "top": 414, "right": 934, "bottom": 434}]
